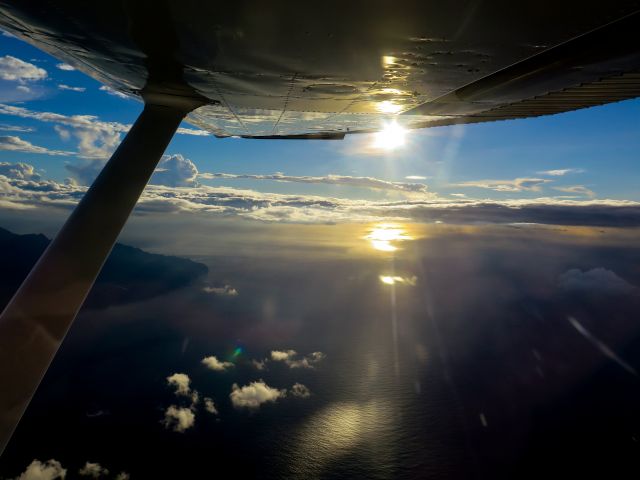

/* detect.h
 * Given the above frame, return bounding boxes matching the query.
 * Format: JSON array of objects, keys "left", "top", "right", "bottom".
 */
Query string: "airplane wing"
[{"left": 0, "top": 0, "right": 638, "bottom": 137}]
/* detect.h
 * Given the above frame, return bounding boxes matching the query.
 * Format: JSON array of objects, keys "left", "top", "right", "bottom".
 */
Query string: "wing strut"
[{"left": 0, "top": 100, "right": 197, "bottom": 455}]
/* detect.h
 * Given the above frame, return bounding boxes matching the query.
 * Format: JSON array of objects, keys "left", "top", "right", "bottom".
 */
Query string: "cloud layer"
[
  {"left": 1, "top": 166, "right": 639, "bottom": 227},
  {"left": 200, "top": 172, "right": 431, "bottom": 195}
]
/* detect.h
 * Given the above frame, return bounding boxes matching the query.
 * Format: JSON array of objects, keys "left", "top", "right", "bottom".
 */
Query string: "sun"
[
  {"left": 372, "top": 121, "right": 407, "bottom": 150},
  {"left": 365, "top": 224, "right": 412, "bottom": 252}
]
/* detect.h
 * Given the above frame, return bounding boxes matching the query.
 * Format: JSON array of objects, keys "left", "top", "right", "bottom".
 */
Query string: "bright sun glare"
[
  {"left": 365, "top": 224, "right": 412, "bottom": 252},
  {"left": 372, "top": 121, "right": 407, "bottom": 150}
]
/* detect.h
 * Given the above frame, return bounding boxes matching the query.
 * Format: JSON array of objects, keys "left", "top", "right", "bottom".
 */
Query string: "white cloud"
[
  {"left": 538, "top": 168, "right": 584, "bottom": 176},
  {"left": 56, "top": 63, "right": 75, "bottom": 71},
  {"left": 0, "top": 162, "right": 40, "bottom": 180},
  {"left": 201, "top": 355, "right": 234, "bottom": 371},
  {"left": 553, "top": 185, "right": 595, "bottom": 198},
  {"left": 203, "top": 397, "right": 218, "bottom": 414},
  {"left": 0, "top": 136, "right": 74, "bottom": 156},
  {"left": 456, "top": 177, "right": 551, "bottom": 192},
  {"left": 0, "top": 104, "right": 125, "bottom": 164},
  {"left": 0, "top": 105, "right": 206, "bottom": 183},
  {"left": 0, "top": 56, "right": 46, "bottom": 82},
  {"left": 405, "top": 175, "right": 428, "bottom": 180},
  {"left": 14, "top": 459, "right": 66, "bottom": 480},
  {"left": 166, "top": 372, "right": 192, "bottom": 396},
  {"left": 0, "top": 167, "right": 639, "bottom": 227},
  {"left": 291, "top": 383, "right": 311, "bottom": 398},
  {"left": 558, "top": 268, "right": 636, "bottom": 295},
  {"left": 176, "top": 127, "right": 210, "bottom": 136},
  {"left": 58, "top": 84, "right": 85, "bottom": 92},
  {"left": 230, "top": 380, "right": 285, "bottom": 409},
  {"left": 78, "top": 462, "right": 109, "bottom": 478},
  {"left": 270, "top": 349, "right": 297, "bottom": 362},
  {"left": 162, "top": 405, "right": 195, "bottom": 432},
  {"left": 16, "top": 85, "right": 30, "bottom": 93},
  {"left": 0, "top": 124, "right": 34, "bottom": 133},
  {"left": 200, "top": 172, "right": 432, "bottom": 196},
  {"left": 270, "top": 350, "right": 325, "bottom": 369},
  {"left": 202, "top": 285, "right": 238, "bottom": 296},
  {"left": 99, "top": 85, "right": 129, "bottom": 99},
  {"left": 151, "top": 154, "right": 199, "bottom": 187}
]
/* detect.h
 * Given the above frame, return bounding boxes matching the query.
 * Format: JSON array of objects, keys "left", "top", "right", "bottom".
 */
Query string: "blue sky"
[{"left": 0, "top": 31, "right": 638, "bottom": 225}]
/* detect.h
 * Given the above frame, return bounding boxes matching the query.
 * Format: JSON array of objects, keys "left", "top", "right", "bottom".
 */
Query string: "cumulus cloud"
[
  {"left": 166, "top": 372, "right": 197, "bottom": 400},
  {"left": 0, "top": 104, "right": 206, "bottom": 172},
  {"left": 58, "top": 84, "right": 85, "bottom": 92},
  {"left": 202, "top": 285, "right": 238, "bottom": 296},
  {"left": 78, "top": 462, "right": 109, "bottom": 478},
  {"left": 56, "top": 63, "right": 75, "bottom": 71},
  {"left": 13, "top": 459, "right": 66, "bottom": 480},
  {"left": 201, "top": 355, "right": 234, "bottom": 371},
  {"left": 0, "top": 56, "right": 47, "bottom": 82},
  {"left": 151, "top": 154, "right": 199, "bottom": 187},
  {"left": 0, "top": 136, "right": 74, "bottom": 156},
  {"left": 162, "top": 405, "right": 195, "bottom": 432},
  {"left": 99, "top": 85, "right": 129, "bottom": 99},
  {"left": 203, "top": 397, "right": 218, "bottom": 414},
  {"left": 538, "top": 168, "right": 584, "bottom": 176},
  {"left": 0, "top": 162, "right": 40, "bottom": 180},
  {"left": 270, "top": 350, "right": 325, "bottom": 369},
  {"left": 558, "top": 268, "right": 636, "bottom": 295},
  {"left": 230, "top": 380, "right": 286, "bottom": 409},
  {"left": 456, "top": 177, "right": 551, "bottom": 192},
  {"left": 291, "top": 383, "right": 311, "bottom": 398},
  {"left": 200, "top": 172, "right": 432, "bottom": 196}
]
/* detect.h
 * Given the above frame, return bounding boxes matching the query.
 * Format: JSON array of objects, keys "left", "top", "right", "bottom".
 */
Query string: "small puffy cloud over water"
[
  {"left": 162, "top": 405, "right": 195, "bottom": 432},
  {"left": 203, "top": 285, "right": 238, "bottom": 296},
  {"left": 558, "top": 268, "right": 636, "bottom": 295},
  {"left": 203, "top": 397, "right": 218, "bottom": 415},
  {"left": 291, "top": 383, "right": 311, "bottom": 398},
  {"left": 230, "top": 381, "right": 285, "bottom": 409},
  {"left": 166, "top": 373, "right": 191, "bottom": 396},
  {"left": 202, "top": 355, "right": 234, "bottom": 371},
  {"left": 78, "top": 462, "right": 109, "bottom": 478},
  {"left": 270, "top": 350, "right": 325, "bottom": 369},
  {"left": 13, "top": 459, "right": 66, "bottom": 480}
]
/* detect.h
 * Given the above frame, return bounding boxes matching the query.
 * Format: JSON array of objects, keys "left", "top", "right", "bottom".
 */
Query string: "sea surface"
[{"left": 2, "top": 222, "right": 640, "bottom": 479}]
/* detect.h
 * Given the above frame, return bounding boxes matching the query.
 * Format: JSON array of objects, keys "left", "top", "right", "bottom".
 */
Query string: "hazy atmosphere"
[{"left": 0, "top": 19, "right": 639, "bottom": 480}]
